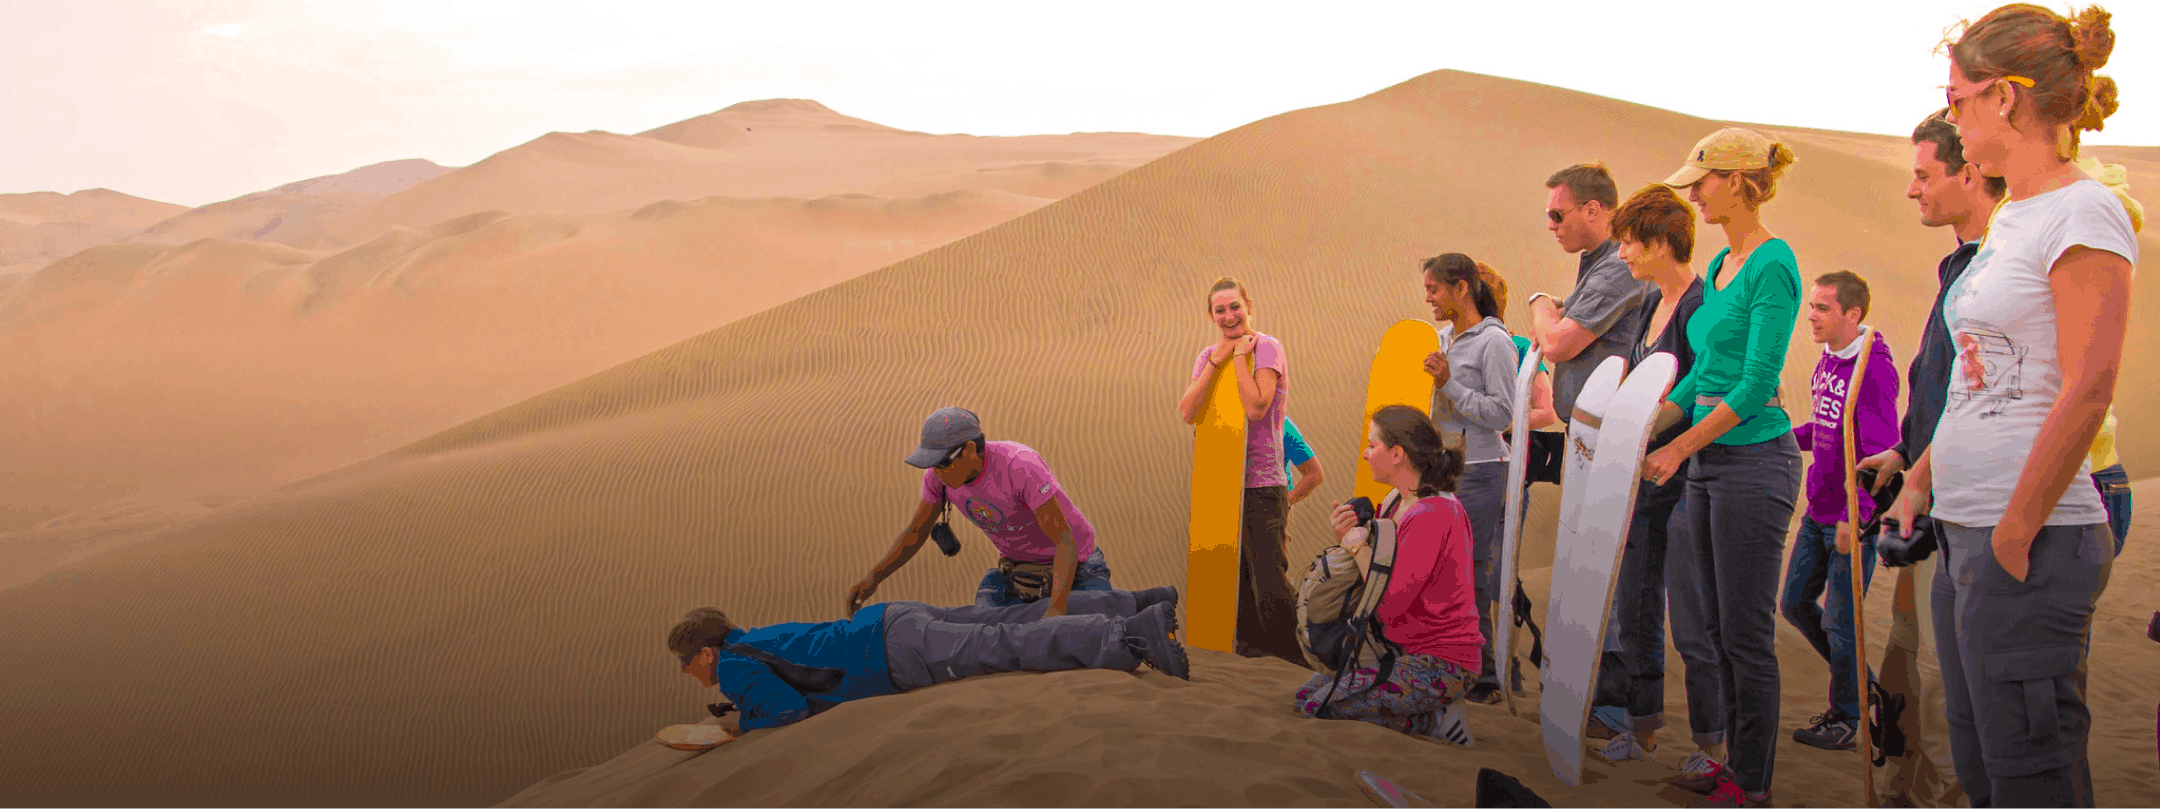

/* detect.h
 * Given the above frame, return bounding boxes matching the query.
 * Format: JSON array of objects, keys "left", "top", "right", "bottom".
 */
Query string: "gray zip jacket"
[{"left": 1430, "top": 316, "right": 1518, "bottom": 465}]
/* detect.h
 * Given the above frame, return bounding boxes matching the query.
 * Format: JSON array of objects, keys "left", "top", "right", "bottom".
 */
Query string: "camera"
[
  {"left": 1877, "top": 515, "right": 1938, "bottom": 568},
  {"left": 1348, "top": 496, "right": 1375, "bottom": 527}
]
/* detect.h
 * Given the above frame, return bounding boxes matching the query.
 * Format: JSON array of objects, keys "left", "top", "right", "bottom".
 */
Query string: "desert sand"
[
  {"left": 0, "top": 104, "right": 1194, "bottom": 533},
  {"left": 130, "top": 158, "right": 452, "bottom": 246},
  {"left": 0, "top": 187, "right": 186, "bottom": 274},
  {"left": 0, "top": 70, "right": 2153, "bottom": 807}
]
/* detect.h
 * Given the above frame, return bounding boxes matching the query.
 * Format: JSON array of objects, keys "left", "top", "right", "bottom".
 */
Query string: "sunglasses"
[
  {"left": 1942, "top": 75, "right": 2034, "bottom": 123},
  {"left": 934, "top": 443, "right": 966, "bottom": 469},
  {"left": 1547, "top": 201, "right": 1589, "bottom": 224}
]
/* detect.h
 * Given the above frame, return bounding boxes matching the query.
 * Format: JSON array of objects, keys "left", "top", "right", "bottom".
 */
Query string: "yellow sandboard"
[
  {"left": 1185, "top": 361, "right": 1248, "bottom": 654},
  {"left": 1352, "top": 320, "right": 1447, "bottom": 506}
]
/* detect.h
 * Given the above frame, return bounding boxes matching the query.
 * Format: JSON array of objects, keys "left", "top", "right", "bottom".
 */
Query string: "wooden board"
[
  {"left": 1352, "top": 320, "right": 1448, "bottom": 506},
  {"left": 1494, "top": 342, "right": 1543, "bottom": 716},
  {"left": 1540, "top": 352, "right": 1675, "bottom": 786},
  {"left": 1184, "top": 360, "right": 1248, "bottom": 654}
]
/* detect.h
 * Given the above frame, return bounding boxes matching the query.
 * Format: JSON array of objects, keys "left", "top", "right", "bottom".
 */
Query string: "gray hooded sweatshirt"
[{"left": 1429, "top": 316, "right": 1519, "bottom": 465}]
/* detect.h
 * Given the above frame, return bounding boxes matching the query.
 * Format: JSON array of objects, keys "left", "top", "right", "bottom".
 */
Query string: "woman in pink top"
[
  {"left": 1177, "top": 276, "right": 1303, "bottom": 667},
  {"left": 1292, "top": 405, "right": 1484, "bottom": 744}
]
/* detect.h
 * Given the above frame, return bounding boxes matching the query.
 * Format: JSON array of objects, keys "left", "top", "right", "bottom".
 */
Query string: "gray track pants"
[
  {"left": 1934, "top": 522, "right": 2109, "bottom": 807},
  {"left": 1458, "top": 461, "right": 1509, "bottom": 687},
  {"left": 882, "top": 590, "right": 1146, "bottom": 690}
]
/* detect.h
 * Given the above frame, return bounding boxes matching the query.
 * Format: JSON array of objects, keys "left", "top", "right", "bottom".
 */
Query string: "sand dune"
[
  {"left": 0, "top": 188, "right": 187, "bottom": 273},
  {"left": 498, "top": 520, "right": 2160, "bottom": 808},
  {"left": 0, "top": 70, "right": 2153, "bottom": 808},
  {"left": 306, "top": 100, "right": 1197, "bottom": 248},
  {"left": 132, "top": 158, "right": 450, "bottom": 246},
  {"left": 0, "top": 187, "right": 1054, "bottom": 534}
]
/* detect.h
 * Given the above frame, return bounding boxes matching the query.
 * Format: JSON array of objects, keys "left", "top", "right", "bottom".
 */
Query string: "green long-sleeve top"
[{"left": 1666, "top": 238, "right": 1802, "bottom": 446}]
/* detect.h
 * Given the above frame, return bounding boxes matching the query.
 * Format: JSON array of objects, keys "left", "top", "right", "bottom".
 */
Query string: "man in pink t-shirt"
[{"left": 848, "top": 408, "right": 1113, "bottom": 615}]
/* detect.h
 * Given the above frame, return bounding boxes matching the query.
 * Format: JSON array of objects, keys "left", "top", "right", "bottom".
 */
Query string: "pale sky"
[{"left": 5, "top": 0, "right": 2154, "bottom": 207}]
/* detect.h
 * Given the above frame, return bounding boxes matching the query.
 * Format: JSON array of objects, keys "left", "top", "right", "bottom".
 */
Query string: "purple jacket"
[{"left": 1793, "top": 329, "right": 1901, "bottom": 526}]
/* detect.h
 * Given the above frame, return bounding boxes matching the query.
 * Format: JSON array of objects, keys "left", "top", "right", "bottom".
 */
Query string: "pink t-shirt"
[
  {"left": 1376, "top": 494, "right": 1483, "bottom": 673},
  {"left": 920, "top": 441, "right": 1097, "bottom": 564},
  {"left": 1189, "top": 334, "right": 1289, "bottom": 489}
]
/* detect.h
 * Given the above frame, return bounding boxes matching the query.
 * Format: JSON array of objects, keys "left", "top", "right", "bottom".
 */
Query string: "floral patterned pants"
[{"left": 1293, "top": 653, "right": 1475, "bottom": 738}]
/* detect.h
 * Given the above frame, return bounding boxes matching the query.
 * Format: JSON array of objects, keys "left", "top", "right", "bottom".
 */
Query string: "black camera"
[
  {"left": 928, "top": 509, "right": 961, "bottom": 557},
  {"left": 1877, "top": 515, "right": 1939, "bottom": 568},
  {"left": 1348, "top": 496, "right": 1375, "bottom": 527}
]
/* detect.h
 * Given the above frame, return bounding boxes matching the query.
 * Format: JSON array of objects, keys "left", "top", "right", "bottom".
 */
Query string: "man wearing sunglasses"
[
  {"left": 1527, "top": 162, "right": 1653, "bottom": 426},
  {"left": 849, "top": 407, "right": 1114, "bottom": 617}
]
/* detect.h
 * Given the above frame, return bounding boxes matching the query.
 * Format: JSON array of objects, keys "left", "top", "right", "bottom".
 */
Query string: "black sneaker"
[
  {"left": 1792, "top": 711, "right": 1858, "bottom": 751},
  {"left": 1123, "top": 603, "right": 1190, "bottom": 680},
  {"left": 1464, "top": 682, "right": 1503, "bottom": 705}
]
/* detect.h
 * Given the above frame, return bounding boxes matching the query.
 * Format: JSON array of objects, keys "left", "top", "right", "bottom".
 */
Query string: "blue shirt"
[
  {"left": 711, "top": 603, "right": 895, "bottom": 731},
  {"left": 1283, "top": 417, "right": 1315, "bottom": 487},
  {"left": 1509, "top": 334, "right": 1549, "bottom": 374}
]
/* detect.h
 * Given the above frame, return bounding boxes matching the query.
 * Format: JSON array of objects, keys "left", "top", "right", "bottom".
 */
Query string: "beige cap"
[{"left": 1662, "top": 127, "right": 1775, "bottom": 188}]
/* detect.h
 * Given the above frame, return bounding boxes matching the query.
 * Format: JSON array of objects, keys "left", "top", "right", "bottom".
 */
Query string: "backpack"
[{"left": 1295, "top": 491, "right": 1405, "bottom": 699}]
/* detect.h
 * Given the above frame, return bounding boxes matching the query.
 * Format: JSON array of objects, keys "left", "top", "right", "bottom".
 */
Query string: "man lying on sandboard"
[{"left": 667, "top": 587, "right": 1189, "bottom": 734}]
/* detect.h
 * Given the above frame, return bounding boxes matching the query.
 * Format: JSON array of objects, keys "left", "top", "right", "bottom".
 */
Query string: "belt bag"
[{"left": 998, "top": 558, "right": 1059, "bottom": 601}]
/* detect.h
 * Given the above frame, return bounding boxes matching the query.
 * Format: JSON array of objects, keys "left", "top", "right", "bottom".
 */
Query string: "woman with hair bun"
[
  {"left": 1419, "top": 253, "right": 1523, "bottom": 703},
  {"left": 1640, "top": 126, "right": 1806, "bottom": 808},
  {"left": 1881, "top": 5, "right": 2138, "bottom": 805},
  {"left": 1294, "top": 404, "right": 1482, "bottom": 744}
]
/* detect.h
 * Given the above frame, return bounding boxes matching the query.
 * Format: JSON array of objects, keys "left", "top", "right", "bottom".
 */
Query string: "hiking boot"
[
  {"left": 1593, "top": 731, "right": 1656, "bottom": 763},
  {"left": 1124, "top": 603, "right": 1190, "bottom": 680},
  {"left": 1132, "top": 586, "right": 1180, "bottom": 615},
  {"left": 1793, "top": 711, "right": 1858, "bottom": 751},
  {"left": 1433, "top": 702, "right": 1475, "bottom": 747},
  {"left": 1687, "top": 780, "right": 1771, "bottom": 807},
  {"left": 1667, "top": 751, "right": 1731, "bottom": 794}
]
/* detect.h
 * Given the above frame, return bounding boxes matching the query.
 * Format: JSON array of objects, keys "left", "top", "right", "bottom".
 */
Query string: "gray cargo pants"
[
  {"left": 882, "top": 589, "right": 1147, "bottom": 690},
  {"left": 1934, "top": 521, "right": 2109, "bottom": 807}
]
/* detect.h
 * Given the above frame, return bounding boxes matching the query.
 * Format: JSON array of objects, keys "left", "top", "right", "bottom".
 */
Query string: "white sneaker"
[
  {"left": 1595, "top": 731, "right": 1656, "bottom": 762},
  {"left": 1434, "top": 702, "right": 1475, "bottom": 746}
]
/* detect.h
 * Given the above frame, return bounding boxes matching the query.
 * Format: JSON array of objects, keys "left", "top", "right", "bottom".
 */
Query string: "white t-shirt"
[{"left": 1932, "top": 179, "right": 2138, "bottom": 527}]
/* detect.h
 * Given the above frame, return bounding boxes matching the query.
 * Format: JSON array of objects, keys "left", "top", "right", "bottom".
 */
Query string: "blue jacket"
[
  {"left": 711, "top": 603, "right": 896, "bottom": 731},
  {"left": 1892, "top": 240, "right": 1978, "bottom": 465}
]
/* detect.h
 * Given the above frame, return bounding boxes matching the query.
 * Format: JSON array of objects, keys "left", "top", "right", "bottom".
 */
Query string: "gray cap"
[{"left": 904, "top": 407, "right": 983, "bottom": 468}]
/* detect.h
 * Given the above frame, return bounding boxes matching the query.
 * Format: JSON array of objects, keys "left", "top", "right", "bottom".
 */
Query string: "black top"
[
  {"left": 1892, "top": 239, "right": 1980, "bottom": 465},
  {"left": 1631, "top": 276, "right": 1706, "bottom": 452}
]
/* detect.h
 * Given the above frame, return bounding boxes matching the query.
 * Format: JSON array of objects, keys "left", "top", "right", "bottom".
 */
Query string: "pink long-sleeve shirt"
[{"left": 1376, "top": 494, "right": 1483, "bottom": 674}]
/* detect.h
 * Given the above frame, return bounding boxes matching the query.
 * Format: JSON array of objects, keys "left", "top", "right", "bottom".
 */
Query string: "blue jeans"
[
  {"left": 975, "top": 546, "right": 1114, "bottom": 607},
  {"left": 1663, "top": 486, "right": 1729, "bottom": 747},
  {"left": 1780, "top": 517, "right": 1877, "bottom": 722},
  {"left": 2092, "top": 464, "right": 2131, "bottom": 556},
  {"left": 1679, "top": 434, "right": 1802, "bottom": 793}
]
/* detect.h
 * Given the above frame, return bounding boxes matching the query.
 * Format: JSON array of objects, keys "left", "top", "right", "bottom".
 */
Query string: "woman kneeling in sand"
[{"left": 1293, "top": 405, "right": 1483, "bottom": 744}]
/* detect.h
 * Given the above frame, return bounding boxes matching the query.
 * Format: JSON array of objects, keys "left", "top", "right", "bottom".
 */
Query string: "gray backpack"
[{"left": 1294, "top": 491, "right": 1403, "bottom": 696}]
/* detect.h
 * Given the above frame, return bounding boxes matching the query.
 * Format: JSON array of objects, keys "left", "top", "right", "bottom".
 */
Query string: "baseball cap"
[
  {"left": 1662, "top": 127, "right": 1775, "bottom": 188},
  {"left": 904, "top": 407, "right": 983, "bottom": 468}
]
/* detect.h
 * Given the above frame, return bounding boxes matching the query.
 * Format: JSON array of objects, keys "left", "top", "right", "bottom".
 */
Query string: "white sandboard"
[
  {"left": 1493, "top": 343, "right": 1543, "bottom": 716},
  {"left": 1540, "top": 352, "right": 1677, "bottom": 786}
]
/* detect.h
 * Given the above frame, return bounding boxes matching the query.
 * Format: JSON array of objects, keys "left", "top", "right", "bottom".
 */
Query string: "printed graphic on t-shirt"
[
  {"left": 1812, "top": 367, "right": 1848, "bottom": 427},
  {"left": 962, "top": 497, "right": 1007, "bottom": 530},
  {"left": 1949, "top": 320, "right": 2024, "bottom": 418}
]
